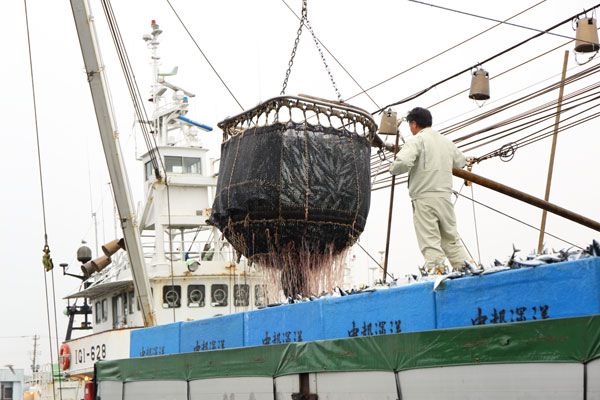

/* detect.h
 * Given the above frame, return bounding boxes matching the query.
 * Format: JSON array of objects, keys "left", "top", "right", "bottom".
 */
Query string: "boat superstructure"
[{"left": 56, "top": 14, "right": 266, "bottom": 381}]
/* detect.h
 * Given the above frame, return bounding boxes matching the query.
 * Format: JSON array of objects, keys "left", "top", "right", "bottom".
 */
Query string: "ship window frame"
[
  {"left": 112, "top": 294, "right": 127, "bottom": 328},
  {"left": 211, "top": 284, "right": 228, "bottom": 307},
  {"left": 101, "top": 298, "right": 108, "bottom": 322},
  {"left": 164, "top": 156, "right": 202, "bottom": 175},
  {"left": 187, "top": 284, "right": 205, "bottom": 308},
  {"left": 255, "top": 284, "right": 267, "bottom": 307},
  {"left": 234, "top": 284, "right": 250, "bottom": 307},
  {"left": 145, "top": 161, "right": 153, "bottom": 181},
  {"left": 1, "top": 382, "right": 13, "bottom": 400},
  {"left": 183, "top": 157, "right": 202, "bottom": 174},
  {"left": 95, "top": 302, "right": 101, "bottom": 324},
  {"left": 165, "top": 156, "right": 183, "bottom": 174},
  {"left": 128, "top": 291, "right": 135, "bottom": 314},
  {"left": 163, "top": 285, "right": 182, "bottom": 308}
]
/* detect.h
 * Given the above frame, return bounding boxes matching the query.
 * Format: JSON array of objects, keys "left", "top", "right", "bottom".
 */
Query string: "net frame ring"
[
  {"left": 469, "top": 67, "right": 490, "bottom": 101},
  {"left": 574, "top": 17, "right": 600, "bottom": 53}
]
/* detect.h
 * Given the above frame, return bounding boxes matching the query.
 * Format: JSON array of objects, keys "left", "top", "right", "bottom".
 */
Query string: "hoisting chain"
[
  {"left": 280, "top": 0, "right": 343, "bottom": 101},
  {"left": 304, "top": 19, "right": 343, "bottom": 102},
  {"left": 280, "top": 0, "right": 307, "bottom": 95}
]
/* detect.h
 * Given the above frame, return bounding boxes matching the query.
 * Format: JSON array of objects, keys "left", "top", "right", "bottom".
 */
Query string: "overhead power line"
[
  {"left": 165, "top": 0, "right": 244, "bottom": 111},
  {"left": 345, "top": 0, "right": 547, "bottom": 104},
  {"left": 372, "top": 2, "right": 600, "bottom": 114},
  {"left": 409, "top": 0, "right": 584, "bottom": 43}
]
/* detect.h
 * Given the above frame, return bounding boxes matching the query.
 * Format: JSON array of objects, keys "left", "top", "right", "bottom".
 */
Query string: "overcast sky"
[{"left": 1, "top": 0, "right": 599, "bottom": 372}]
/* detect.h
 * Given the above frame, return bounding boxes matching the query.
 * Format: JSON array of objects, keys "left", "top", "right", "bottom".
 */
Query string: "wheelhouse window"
[
  {"left": 163, "top": 285, "right": 181, "bottom": 308},
  {"left": 183, "top": 157, "right": 202, "bottom": 174},
  {"left": 1, "top": 382, "right": 13, "bottom": 400},
  {"left": 112, "top": 293, "right": 128, "bottom": 328},
  {"left": 165, "top": 156, "right": 202, "bottom": 174},
  {"left": 234, "top": 284, "right": 249, "bottom": 307},
  {"left": 101, "top": 299, "right": 108, "bottom": 322},
  {"left": 187, "top": 285, "right": 205, "bottom": 307},
  {"left": 95, "top": 302, "right": 101, "bottom": 324},
  {"left": 211, "top": 284, "right": 228, "bottom": 307},
  {"left": 128, "top": 291, "right": 135, "bottom": 314},
  {"left": 145, "top": 161, "right": 153, "bottom": 181}
]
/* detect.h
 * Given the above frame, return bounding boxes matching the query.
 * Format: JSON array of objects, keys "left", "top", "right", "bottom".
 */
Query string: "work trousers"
[{"left": 412, "top": 196, "right": 469, "bottom": 271}]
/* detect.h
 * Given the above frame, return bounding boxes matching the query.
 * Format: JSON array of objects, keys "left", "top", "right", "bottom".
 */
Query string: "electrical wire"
[
  {"left": 409, "top": 0, "right": 585, "bottom": 43},
  {"left": 372, "top": 2, "right": 600, "bottom": 114},
  {"left": 346, "top": 0, "right": 547, "bottom": 104},
  {"left": 165, "top": 0, "right": 244, "bottom": 111}
]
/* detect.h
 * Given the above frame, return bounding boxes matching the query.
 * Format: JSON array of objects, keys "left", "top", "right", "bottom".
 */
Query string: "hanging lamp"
[
  {"left": 574, "top": 17, "right": 600, "bottom": 53},
  {"left": 469, "top": 68, "right": 490, "bottom": 101}
]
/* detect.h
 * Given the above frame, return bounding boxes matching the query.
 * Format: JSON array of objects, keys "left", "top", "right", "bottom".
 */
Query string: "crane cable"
[
  {"left": 101, "top": 0, "right": 161, "bottom": 179},
  {"left": 101, "top": 0, "right": 184, "bottom": 324},
  {"left": 23, "top": 1, "right": 62, "bottom": 399}
]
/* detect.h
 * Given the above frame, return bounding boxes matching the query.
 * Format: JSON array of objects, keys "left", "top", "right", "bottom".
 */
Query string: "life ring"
[{"left": 59, "top": 343, "right": 71, "bottom": 370}]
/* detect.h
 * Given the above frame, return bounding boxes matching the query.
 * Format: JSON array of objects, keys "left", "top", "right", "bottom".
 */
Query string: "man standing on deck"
[{"left": 388, "top": 107, "right": 476, "bottom": 275}]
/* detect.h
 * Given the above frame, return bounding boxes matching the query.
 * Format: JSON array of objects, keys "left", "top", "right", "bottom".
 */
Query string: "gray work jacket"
[{"left": 389, "top": 127, "right": 466, "bottom": 200}]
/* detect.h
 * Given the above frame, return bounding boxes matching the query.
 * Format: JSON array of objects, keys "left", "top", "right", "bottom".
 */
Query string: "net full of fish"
[{"left": 210, "top": 96, "right": 379, "bottom": 297}]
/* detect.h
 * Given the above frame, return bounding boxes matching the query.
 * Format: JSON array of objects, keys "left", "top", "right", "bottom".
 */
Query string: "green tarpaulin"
[{"left": 97, "top": 314, "right": 600, "bottom": 382}]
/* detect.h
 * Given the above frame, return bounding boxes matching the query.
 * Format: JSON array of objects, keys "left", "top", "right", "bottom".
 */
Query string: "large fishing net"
[{"left": 211, "top": 96, "right": 378, "bottom": 297}]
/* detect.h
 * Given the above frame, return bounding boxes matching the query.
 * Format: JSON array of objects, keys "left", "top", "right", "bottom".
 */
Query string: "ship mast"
[{"left": 69, "top": 0, "right": 156, "bottom": 326}]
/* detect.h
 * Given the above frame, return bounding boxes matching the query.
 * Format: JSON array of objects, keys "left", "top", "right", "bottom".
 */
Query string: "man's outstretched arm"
[{"left": 389, "top": 138, "right": 420, "bottom": 175}]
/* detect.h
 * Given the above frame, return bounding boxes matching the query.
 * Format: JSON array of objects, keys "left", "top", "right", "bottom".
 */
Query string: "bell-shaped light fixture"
[
  {"left": 378, "top": 108, "right": 398, "bottom": 135},
  {"left": 575, "top": 17, "right": 600, "bottom": 53},
  {"left": 469, "top": 68, "right": 490, "bottom": 101}
]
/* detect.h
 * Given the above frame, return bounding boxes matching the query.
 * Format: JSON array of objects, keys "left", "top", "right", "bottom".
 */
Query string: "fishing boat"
[{"left": 24, "top": 0, "right": 600, "bottom": 399}]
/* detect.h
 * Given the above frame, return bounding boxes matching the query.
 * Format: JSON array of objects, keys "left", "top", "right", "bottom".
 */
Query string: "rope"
[
  {"left": 23, "top": 1, "right": 59, "bottom": 398},
  {"left": 165, "top": 0, "right": 244, "bottom": 111}
]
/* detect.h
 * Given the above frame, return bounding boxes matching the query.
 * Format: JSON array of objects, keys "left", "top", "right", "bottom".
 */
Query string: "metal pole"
[
  {"left": 70, "top": 0, "right": 156, "bottom": 326},
  {"left": 538, "top": 50, "right": 569, "bottom": 253},
  {"left": 382, "top": 132, "right": 401, "bottom": 282},
  {"left": 453, "top": 168, "right": 600, "bottom": 233}
]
